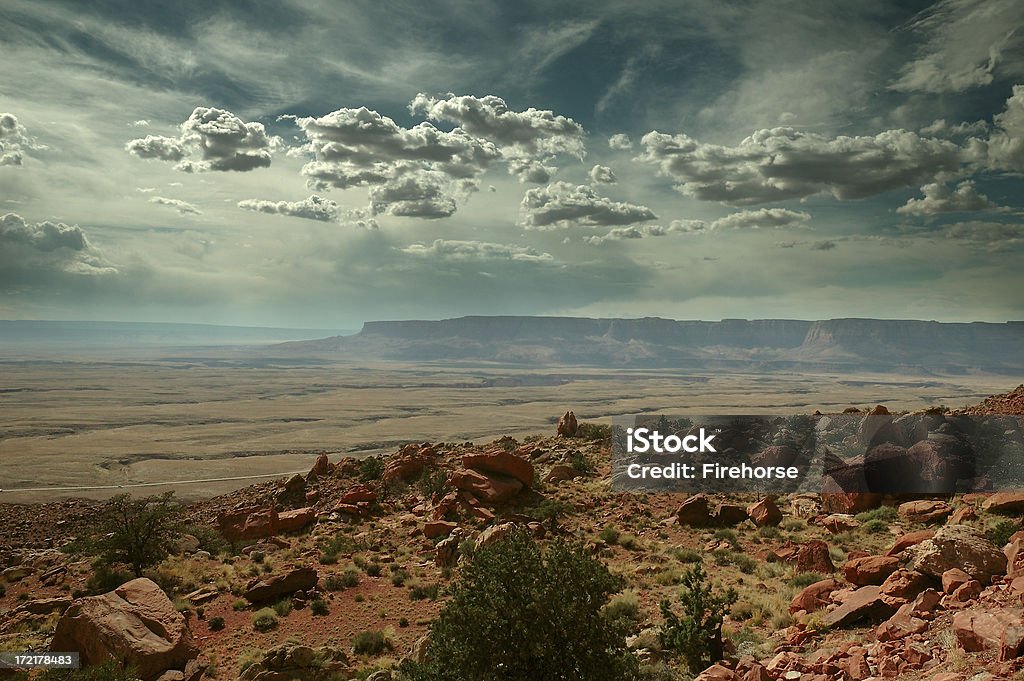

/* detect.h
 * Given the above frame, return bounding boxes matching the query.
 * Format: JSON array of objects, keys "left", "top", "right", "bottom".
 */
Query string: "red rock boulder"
[
  {"left": 796, "top": 540, "right": 835, "bottom": 575},
  {"left": 556, "top": 410, "right": 579, "bottom": 437},
  {"left": 244, "top": 567, "right": 318, "bottom": 604},
  {"left": 747, "top": 498, "right": 782, "bottom": 527},
  {"left": 462, "top": 450, "right": 534, "bottom": 487},
  {"left": 50, "top": 578, "right": 198, "bottom": 681},
  {"left": 842, "top": 555, "right": 900, "bottom": 586}
]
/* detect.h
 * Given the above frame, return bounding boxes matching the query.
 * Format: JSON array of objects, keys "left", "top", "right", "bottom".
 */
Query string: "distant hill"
[
  {"left": 0, "top": 320, "right": 355, "bottom": 349},
  {"left": 278, "top": 316, "right": 1024, "bottom": 373}
]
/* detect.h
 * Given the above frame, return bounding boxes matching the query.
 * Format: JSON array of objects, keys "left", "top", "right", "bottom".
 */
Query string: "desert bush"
[
  {"left": 571, "top": 452, "right": 595, "bottom": 474},
  {"left": 789, "top": 572, "right": 826, "bottom": 588},
  {"left": 208, "top": 616, "right": 226, "bottom": 631},
  {"left": 861, "top": 519, "right": 889, "bottom": 534},
  {"left": 603, "top": 590, "right": 642, "bottom": 631},
  {"left": 358, "top": 457, "right": 385, "bottom": 482},
  {"left": 531, "top": 499, "right": 569, "bottom": 532},
  {"left": 400, "top": 529, "right": 637, "bottom": 681},
  {"left": 319, "top": 535, "right": 359, "bottom": 564},
  {"left": 713, "top": 528, "right": 740, "bottom": 550},
  {"left": 575, "top": 423, "right": 612, "bottom": 442},
  {"left": 986, "top": 519, "right": 1018, "bottom": 547},
  {"left": 311, "top": 598, "right": 329, "bottom": 616},
  {"left": 659, "top": 563, "right": 738, "bottom": 673},
  {"left": 669, "top": 547, "right": 702, "bottom": 564},
  {"left": 252, "top": 608, "right": 278, "bottom": 632},
  {"left": 855, "top": 506, "right": 898, "bottom": 524},
  {"left": 408, "top": 581, "right": 439, "bottom": 601},
  {"left": 390, "top": 567, "right": 410, "bottom": 586},
  {"left": 95, "top": 492, "right": 182, "bottom": 576},
  {"left": 417, "top": 468, "right": 449, "bottom": 499},
  {"left": 85, "top": 561, "right": 133, "bottom": 595},
  {"left": 352, "top": 629, "right": 392, "bottom": 656},
  {"left": 272, "top": 599, "right": 292, "bottom": 617},
  {"left": 599, "top": 526, "right": 621, "bottom": 545}
]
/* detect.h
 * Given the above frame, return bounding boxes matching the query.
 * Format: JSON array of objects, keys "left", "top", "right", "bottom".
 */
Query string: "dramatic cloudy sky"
[{"left": 1, "top": 0, "right": 1023, "bottom": 326}]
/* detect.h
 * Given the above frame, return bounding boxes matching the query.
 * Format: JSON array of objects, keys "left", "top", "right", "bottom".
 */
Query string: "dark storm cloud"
[
  {"left": 237, "top": 195, "right": 341, "bottom": 222},
  {"left": 520, "top": 181, "right": 656, "bottom": 230},
  {"left": 126, "top": 107, "right": 281, "bottom": 172},
  {"left": 0, "top": 214, "right": 115, "bottom": 287},
  {"left": 639, "top": 127, "right": 968, "bottom": 206}
]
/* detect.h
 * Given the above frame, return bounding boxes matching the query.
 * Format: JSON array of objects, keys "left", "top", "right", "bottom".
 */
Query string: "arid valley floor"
[{"left": 0, "top": 349, "right": 1015, "bottom": 503}]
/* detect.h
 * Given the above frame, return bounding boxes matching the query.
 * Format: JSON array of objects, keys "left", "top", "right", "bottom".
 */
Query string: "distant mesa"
[{"left": 277, "top": 316, "right": 1024, "bottom": 373}]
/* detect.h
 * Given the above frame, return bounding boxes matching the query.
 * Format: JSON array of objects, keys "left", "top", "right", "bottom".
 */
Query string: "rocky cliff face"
[{"left": 281, "top": 316, "right": 1024, "bottom": 373}]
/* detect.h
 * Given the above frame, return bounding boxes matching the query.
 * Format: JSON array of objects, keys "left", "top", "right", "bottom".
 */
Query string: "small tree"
[
  {"left": 659, "top": 563, "right": 738, "bottom": 672},
  {"left": 401, "top": 529, "right": 638, "bottom": 681},
  {"left": 98, "top": 492, "right": 181, "bottom": 576}
]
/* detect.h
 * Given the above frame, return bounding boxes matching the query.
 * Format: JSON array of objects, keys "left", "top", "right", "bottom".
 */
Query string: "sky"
[{"left": 1, "top": 0, "right": 1022, "bottom": 328}]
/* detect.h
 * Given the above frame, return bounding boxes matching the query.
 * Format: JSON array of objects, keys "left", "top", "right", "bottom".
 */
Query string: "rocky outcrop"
[
  {"left": 239, "top": 644, "right": 350, "bottom": 681},
  {"left": 244, "top": 567, "right": 319, "bottom": 604},
  {"left": 50, "top": 578, "right": 198, "bottom": 681},
  {"left": 953, "top": 609, "right": 1024, "bottom": 660},
  {"left": 462, "top": 450, "right": 534, "bottom": 487},
  {"left": 383, "top": 443, "right": 439, "bottom": 483},
  {"left": 906, "top": 524, "right": 1007, "bottom": 583},
  {"left": 557, "top": 410, "right": 578, "bottom": 437},
  {"left": 217, "top": 505, "right": 313, "bottom": 541}
]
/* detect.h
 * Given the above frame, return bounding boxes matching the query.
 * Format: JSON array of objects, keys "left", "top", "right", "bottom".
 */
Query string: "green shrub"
[
  {"left": 713, "top": 528, "right": 740, "bottom": 550},
  {"left": 861, "top": 519, "right": 889, "bottom": 534},
  {"left": 352, "top": 629, "right": 392, "bottom": 656},
  {"left": 670, "top": 547, "right": 702, "bottom": 564},
  {"left": 659, "top": 563, "right": 738, "bottom": 673},
  {"left": 232, "top": 599, "right": 248, "bottom": 611},
  {"left": 575, "top": 423, "right": 612, "bottom": 442},
  {"left": 409, "top": 582, "right": 439, "bottom": 601},
  {"left": 181, "top": 522, "right": 230, "bottom": 557},
  {"left": 599, "top": 526, "right": 621, "bottom": 545},
  {"left": 208, "top": 616, "right": 225, "bottom": 631},
  {"left": 390, "top": 568, "right": 410, "bottom": 586},
  {"left": 399, "top": 529, "right": 637, "bottom": 681},
  {"left": 855, "top": 506, "right": 898, "bottom": 524},
  {"left": 252, "top": 608, "right": 278, "bottom": 632},
  {"left": 417, "top": 469, "right": 449, "bottom": 498},
  {"left": 571, "top": 452, "right": 595, "bottom": 474},
  {"left": 987, "top": 519, "right": 1018, "bottom": 547},
  {"left": 272, "top": 599, "right": 292, "bottom": 617},
  {"left": 85, "top": 561, "right": 134, "bottom": 595},
  {"left": 603, "top": 590, "right": 641, "bottom": 630},
  {"left": 359, "top": 457, "right": 385, "bottom": 482},
  {"left": 789, "top": 572, "right": 826, "bottom": 588},
  {"left": 320, "top": 535, "right": 359, "bottom": 564},
  {"left": 364, "top": 562, "right": 382, "bottom": 577},
  {"left": 311, "top": 598, "right": 329, "bottom": 616}
]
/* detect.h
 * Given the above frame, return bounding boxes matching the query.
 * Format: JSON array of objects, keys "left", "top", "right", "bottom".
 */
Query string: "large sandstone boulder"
[
  {"left": 462, "top": 450, "right": 534, "bottom": 487},
  {"left": 983, "top": 492, "right": 1024, "bottom": 515},
  {"left": 383, "top": 443, "right": 438, "bottom": 483},
  {"left": 50, "top": 578, "right": 198, "bottom": 681},
  {"left": 217, "top": 505, "right": 313, "bottom": 541},
  {"left": 450, "top": 468, "right": 523, "bottom": 503},
  {"left": 239, "top": 644, "right": 350, "bottom": 681},
  {"left": 244, "top": 567, "right": 318, "bottom": 604},
  {"left": 676, "top": 494, "right": 715, "bottom": 527},
  {"left": 821, "top": 585, "right": 895, "bottom": 628},
  {"left": 796, "top": 540, "right": 835, "bottom": 575},
  {"left": 897, "top": 500, "right": 952, "bottom": 524},
  {"left": 885, "top": 529, "right": 935, "bottom": 557},
  {"left": 842, "top": 555, "right": 899, "bottom": 586},
  {"left": 747, "top": 498, "right": 782, "bottom": 527},
  {"left": 789, "top": 578, "right": 839, "bottom": 614},
  {"left": 906, "top": 524, "right": 1007, "bottom": 583},
  {"left": 953, "top": 609, "right": 1024, "bottom": 661}
]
